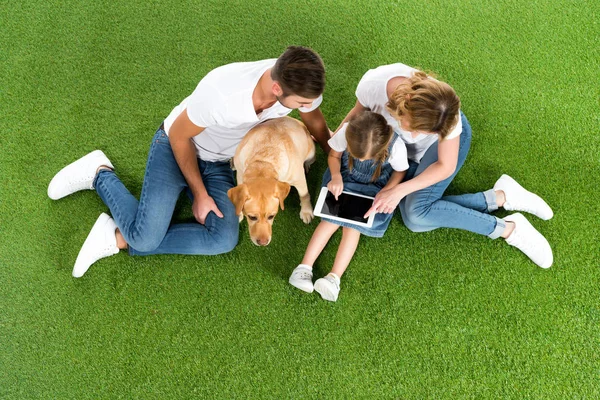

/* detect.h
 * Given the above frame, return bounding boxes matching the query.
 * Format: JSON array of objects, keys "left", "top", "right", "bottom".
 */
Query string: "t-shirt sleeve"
[
  {"left": 185, "top": 80, "right": 225, "bottom": 128},
  {"left": 327, "top": 123, "right": 348, "bottom": 152},
  {"left": 355, "top": 74, "right": 379, "bottom": 108},
  {"left": 298, "top": 94, "right": 323, "bottom": 113},
  {"left": 388, "top": 140, "right": 409, "bottom": 172},
  {"left": 444, "top": 111, "right": 463, "bottom": 140}
]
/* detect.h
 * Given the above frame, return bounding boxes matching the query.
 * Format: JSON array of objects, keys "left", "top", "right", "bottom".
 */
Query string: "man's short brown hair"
[{"left": 271, "top": 46, "right": 325, "bottom": 99}]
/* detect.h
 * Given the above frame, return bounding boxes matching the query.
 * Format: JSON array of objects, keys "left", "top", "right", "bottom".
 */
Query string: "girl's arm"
[
  {"left": 327, "top": 150, "right": 344, "bottom": 200},
  {"left": 365, "top": 135, "right": 459, "bottom": 217}
]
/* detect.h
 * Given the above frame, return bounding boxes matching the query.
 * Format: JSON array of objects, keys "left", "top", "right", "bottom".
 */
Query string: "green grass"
[{"left": 1, "top": 0, "right": 599, "bottom": 398}]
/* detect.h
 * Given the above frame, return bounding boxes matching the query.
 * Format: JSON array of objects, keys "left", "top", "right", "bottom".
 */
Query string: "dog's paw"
[{"left": 299, "top": 208, "right": 314, "bottom": 224}]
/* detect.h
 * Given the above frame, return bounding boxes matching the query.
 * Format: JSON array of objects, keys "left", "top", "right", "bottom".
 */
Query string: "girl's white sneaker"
[
  {"left": 289, "top": 264, "right": 314, "bottom": 293},
  {"left": 504, "top": 213, "right": 553, "bottom": 269},
  {"left": 493, "top": 174, "right": 553, "bottom": 220},
  {"left": 48, "top": 150, "right": 114, "bottom": 200},
  {"left": 72, "top": 213, "right": 119, "bottom": 278},
  {"left": 314, "top": 274, "right": 340, "bottom": 302}
]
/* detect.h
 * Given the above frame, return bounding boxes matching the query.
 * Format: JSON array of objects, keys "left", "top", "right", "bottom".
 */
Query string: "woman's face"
[{"left": 398, "top": 116, "right": 435, "bottom": 136}]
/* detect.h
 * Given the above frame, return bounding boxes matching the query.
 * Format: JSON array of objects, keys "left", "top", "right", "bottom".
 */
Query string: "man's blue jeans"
[
  {"left": 93, "top": 126, "right": 239, "bottom": 255},
  {"left": 399, "top": 113, "right": 506, "bottom": 239}
]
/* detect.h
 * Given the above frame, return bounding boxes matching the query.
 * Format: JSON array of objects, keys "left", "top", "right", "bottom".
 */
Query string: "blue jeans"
[
  {"left": 399, "top": 113, "right": 506, "bottom": 239},
  {"left": 93, "top": 126, "right": 239, "bottom": 255}
]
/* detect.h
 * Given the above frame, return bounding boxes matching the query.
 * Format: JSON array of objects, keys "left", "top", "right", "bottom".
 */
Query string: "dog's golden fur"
[{"left": 227, "top": 117, "right": 316, "bottom": 246}]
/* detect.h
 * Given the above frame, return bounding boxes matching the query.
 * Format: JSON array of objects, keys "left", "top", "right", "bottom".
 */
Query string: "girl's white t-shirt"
[
  {"left": 355, "top": 63, "right": 462, "bottom": 163},
  {"left": 164, "top": 59, "right": 322, "bottom": 162},
  {"left": 328, "top": 123, "right": 409, "bottom": 172}
]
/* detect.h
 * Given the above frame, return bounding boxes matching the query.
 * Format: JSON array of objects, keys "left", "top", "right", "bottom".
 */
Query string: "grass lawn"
[{"left": 1, "top": 0, "right": 599, "bottom": 398}]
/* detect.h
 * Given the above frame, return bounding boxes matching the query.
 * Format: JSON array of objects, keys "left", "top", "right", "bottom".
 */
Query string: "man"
[{"left": 48, "top": 46, "right": 331, "bottom": 277}]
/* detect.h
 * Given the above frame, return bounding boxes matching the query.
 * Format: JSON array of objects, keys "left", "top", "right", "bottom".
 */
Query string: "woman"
[{"left": 337, "top": 63, "right": 553, "bottom": 268}]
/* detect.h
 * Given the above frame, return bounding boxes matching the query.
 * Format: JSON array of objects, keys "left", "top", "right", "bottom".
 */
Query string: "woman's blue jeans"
[
  {"left": 399, "top": 113, "right": 506, "bottom": 239},
  {"left": 93, "top": 126, "right": 239, "bottom": 255}
]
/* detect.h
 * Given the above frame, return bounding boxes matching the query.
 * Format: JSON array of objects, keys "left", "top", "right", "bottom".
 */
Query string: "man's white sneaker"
[
  {"left": 289, "top": 264, "right": 314, "bottom": 293},
  {"left": 494, "top": 174, "right": 553, "bottom": 220},
  {"left": 72, "top": 213, "right": 119, "bottom": 278},
  {"left": 48, "top": 150, "right": 114, "bottom": 200},
  {"left": 314, "top": 273, "right": 340, "bottom": 302},
  {"left": 504, "top": 213, "right": 553, "bottom": 269}
]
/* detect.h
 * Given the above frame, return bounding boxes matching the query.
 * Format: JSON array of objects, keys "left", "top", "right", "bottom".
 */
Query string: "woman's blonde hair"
[
  {"left": 386, "top": 71, "right": 461, "bottom": 139},
  {"left": 346, "top": 111, "right": 393, "bottom": 182}
]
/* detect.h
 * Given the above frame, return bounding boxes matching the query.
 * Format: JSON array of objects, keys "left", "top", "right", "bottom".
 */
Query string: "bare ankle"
[
  {"left": 496, "top": 190, "right": 506, "bottom": 208},
  {"left": 115, "top": 228, "right": 128, "bottom": 250},
  {"left": 501, "top": 221, "right": 515, "bottom": 239},
  {"left": 96, "top": 165, "right": 113, "bottom": 176}
]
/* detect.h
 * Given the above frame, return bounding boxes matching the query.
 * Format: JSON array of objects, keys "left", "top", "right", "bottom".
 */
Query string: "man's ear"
[
  {"left": 272, "top": 81, "right": 284, "bottom": 97},
  {"left": 275, "top": 182, "right": 291, "bottom": 210},
  {"left": 227, "top": 184, "right": 249, "bottom": 216}
]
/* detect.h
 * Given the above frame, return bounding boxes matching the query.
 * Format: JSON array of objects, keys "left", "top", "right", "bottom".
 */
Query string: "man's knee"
[
  {"left": 211, "top": 214, "right": 239, "bottom": 254},
  {"left": 128, "top": 234, "right": 164, "bottom": 253}
]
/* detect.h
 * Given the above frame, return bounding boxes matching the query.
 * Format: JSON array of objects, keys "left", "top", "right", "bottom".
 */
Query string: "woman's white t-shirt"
[
  {"left": 164, "top": 59, "right": 322, "bottom": 162},
  {"left": 328, "top": 123, "right": 409, "bottom": 172},
  {"left": 355, "top": 63, "right": 462, "bottom": 163}
]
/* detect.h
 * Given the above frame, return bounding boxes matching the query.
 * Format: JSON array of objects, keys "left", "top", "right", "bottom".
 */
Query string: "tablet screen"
[{"left": 320, "top": 191, "right": 373, "bottom": 224}]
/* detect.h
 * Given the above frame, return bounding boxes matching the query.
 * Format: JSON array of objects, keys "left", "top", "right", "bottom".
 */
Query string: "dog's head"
[{"left": 227, "top": 179, "right": 291, "bottom": 246}]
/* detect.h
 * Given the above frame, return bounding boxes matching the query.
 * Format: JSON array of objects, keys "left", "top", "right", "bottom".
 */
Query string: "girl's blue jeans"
[
  {"left": 93, "top": 126, "right": 239, "bottom": 255},
  {"left": 399, "top": 113, "right": 506, "bottom": 239}
]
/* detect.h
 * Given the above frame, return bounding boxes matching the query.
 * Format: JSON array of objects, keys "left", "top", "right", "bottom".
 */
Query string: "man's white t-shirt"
[
  {"left": 328, "top": 123, "right": 409, "bottom": 172},
  {"left": 355, "top": 63, "right": 462, "bottom": 163},
  {"left": 164, "top": 59, "right": 322, "bottom": 162}
]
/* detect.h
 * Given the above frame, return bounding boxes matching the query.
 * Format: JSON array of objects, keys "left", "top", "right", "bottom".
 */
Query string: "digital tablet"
[{"left": 313, "top": 187, "right": 375, "bottom": 228}]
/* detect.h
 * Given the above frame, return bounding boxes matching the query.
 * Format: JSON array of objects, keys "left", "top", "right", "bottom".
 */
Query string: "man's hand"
[
  {"left": 327, "top": 175, "right": 344, "bottom": 200},
  {"left": 193, "top": 193, "right": 224, "bottom": 225},
  {"left": 364, "top": 185, "right": 407, "bottom": 218}
]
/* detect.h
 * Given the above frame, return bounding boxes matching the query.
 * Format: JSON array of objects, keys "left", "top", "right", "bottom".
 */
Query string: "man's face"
[{"left": 276, "top": 94, "right": 317, "bottom": 110}]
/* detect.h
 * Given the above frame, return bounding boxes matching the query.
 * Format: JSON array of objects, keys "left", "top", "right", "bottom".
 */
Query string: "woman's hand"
[
  {"left": 327, "top": 175, "right": 344, "bottom": 200},
  {"left": 364, "top": 185, "right": 407, "bottom": 218}
]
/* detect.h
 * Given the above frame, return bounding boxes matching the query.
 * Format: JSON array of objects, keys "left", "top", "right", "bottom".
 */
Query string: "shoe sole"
[
  {"left": 495, "top": 175, "right": 553, "bottom": 220},
  {"left": 314, "top": 280, "right": 337, "bottom": 302},
  {"left": 72, "top": 213, "right": 112, "bottom": 278},
  {"left": 289, "top": 278, "right": 314, "bottom": 293}
]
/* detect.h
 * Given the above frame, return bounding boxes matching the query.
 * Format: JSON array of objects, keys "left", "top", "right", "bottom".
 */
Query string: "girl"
[
  {"left": 347, "top": 63, "right": 553, "bottom": 269},
  {"left": 289, "top": 111, "right": 408, "bottom": 302}
]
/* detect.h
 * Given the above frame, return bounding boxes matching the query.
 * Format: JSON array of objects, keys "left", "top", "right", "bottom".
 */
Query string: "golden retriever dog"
[{"left": 227, "top": 117, "right": 316, "bottom": 246}]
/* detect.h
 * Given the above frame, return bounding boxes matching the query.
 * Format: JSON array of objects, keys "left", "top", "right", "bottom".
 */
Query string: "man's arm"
[
  {"left": 169, "top": 109, "right": 223, "bottom": 223},
  {"left": 299, "top": 108, "right": 331, "bottom": 154}
]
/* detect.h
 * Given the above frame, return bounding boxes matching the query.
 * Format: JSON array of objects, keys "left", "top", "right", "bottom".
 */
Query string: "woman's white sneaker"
[
  {"left": 314, "top": 273, "right": 340, "bottom": 302},
  {"left": 289, "top": 264, "right": 314, "bottom": 293},
  {"left": 504, "top": 213, "right": 553, "bottom": 269},
  {"left": 72, "top": 213, "right": 119, "bottom": 278},
  {"left": 494, "top": 174, "right": 553, "bottom": 220},
  {"left": 48, "top": 150, "right": 114, "bottom": 200}
]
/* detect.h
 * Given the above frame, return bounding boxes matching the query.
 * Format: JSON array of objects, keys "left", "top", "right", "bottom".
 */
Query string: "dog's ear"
[
  {"left": 227, "top": 184, "right": 249, "bottom": 216},
  {"left": 275, "top": 182, "right": 291, "bottom": 210}
]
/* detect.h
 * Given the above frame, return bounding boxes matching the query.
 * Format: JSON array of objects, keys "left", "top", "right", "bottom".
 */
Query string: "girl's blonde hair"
[
  {"left": 386, "top": 71, "right": 460, "bottom": 139},
  {"left": 346, "top": 111, "right": 393, "bottom": 182}
]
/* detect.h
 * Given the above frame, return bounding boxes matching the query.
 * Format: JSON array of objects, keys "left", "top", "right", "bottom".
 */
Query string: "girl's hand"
[
  {"left": 364, "top": 185, "right": 407, "bottom": 218},
  {"left": 327, "top": 176, "right": 344, "bottom": 200}
]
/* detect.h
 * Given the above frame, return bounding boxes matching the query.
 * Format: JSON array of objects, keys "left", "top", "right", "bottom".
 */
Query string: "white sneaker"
[
  {"left": 494, "top": 174, "right": 553, "bottom": 220},
  {"left": 72, "top": 213, "right": 119, "bottom": 278},
  {"left": 289, "top": 264, "right": 314, "bottom": 293},
  {"left": 314, "top": 273, "right": 340, "bottom": 302},
  {"left": 504, "top": 213, "right": 553, "bottom": 269},
  {"left": 48, "top": 150, "right": 114, "bottom": 200}
]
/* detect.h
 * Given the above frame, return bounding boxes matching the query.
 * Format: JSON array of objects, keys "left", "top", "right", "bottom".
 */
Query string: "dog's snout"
[{"left": 256, "top": 238, "right": 270, "bottom": 246}]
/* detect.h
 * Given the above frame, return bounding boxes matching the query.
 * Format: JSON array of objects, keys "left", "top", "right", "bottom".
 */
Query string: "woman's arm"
[{"left": 365, "top": 135, "right": 459, "bottom": 217}]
